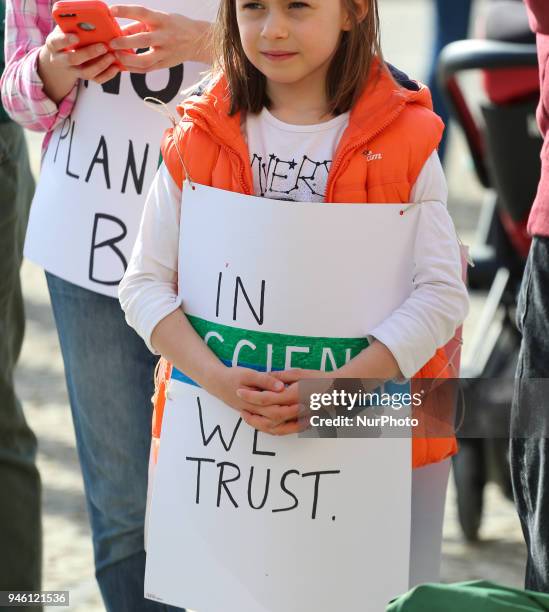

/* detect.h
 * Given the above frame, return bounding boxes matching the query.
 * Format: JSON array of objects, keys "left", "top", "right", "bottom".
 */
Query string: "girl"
[
  {"left": 1, "top": 1, "right": 214, "bottom": 609},
  {"left": 119, "top": 0, "right": 469, "bottom": 588}
]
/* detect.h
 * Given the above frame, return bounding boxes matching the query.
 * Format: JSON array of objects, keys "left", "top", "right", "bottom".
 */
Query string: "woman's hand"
[
  {"left": 38, "top": 27, "right": 119, "bottom": 103},
  {"left": 109, "top": 5, "right": 213, "bottom": 72}
]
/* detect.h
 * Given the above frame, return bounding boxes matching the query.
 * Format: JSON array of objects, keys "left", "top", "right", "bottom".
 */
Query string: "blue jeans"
[
  {"left": 45, "top": 272, "right": 182, "bottom": 611},
  {"left": 427, "top": 0, "right": 473, "bottom": 162}
]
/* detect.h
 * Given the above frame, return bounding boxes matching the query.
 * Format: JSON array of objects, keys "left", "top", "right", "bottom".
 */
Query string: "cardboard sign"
[
  {"left": 144, "top": 183, "right": 427, "bottom": 611},
  {"left": 24, "top": 0, "right": 219, "bottom": 297}
]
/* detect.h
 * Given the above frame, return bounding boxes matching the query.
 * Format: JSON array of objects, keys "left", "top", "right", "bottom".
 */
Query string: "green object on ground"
[{"left": 387, "top": 580, "right": 549, "bottom": 611}]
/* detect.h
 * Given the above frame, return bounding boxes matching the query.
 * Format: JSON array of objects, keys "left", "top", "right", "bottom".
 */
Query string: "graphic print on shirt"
[{"left": 251, "top": 152, "right": 331, "bottom": 202}]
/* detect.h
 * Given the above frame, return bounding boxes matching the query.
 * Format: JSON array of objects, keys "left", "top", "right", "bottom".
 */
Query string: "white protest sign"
[
  {"left": 144, "top": 183, "right": 424, "bottom": 612},
  {"left": 24, "top": 0, "right": 219, "bottom": 297}
]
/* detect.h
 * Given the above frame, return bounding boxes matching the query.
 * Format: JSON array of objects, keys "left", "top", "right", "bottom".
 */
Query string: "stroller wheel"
[{"left": 452, "top": 439, "right": 487, "bottom": 541}]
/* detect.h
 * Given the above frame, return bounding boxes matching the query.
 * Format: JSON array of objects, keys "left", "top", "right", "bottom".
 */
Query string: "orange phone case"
[{"left": 52, "top": 0, "right": 134, "bottom": 70}]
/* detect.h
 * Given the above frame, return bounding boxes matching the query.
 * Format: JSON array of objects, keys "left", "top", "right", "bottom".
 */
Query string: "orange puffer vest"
[{"left": 153, "top": 62, "right": 460, "bottom": 469}]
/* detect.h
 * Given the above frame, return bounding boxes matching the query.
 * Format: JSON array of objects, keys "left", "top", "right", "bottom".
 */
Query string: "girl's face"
[{"left": 236, "top": 0, "right": 352, "bottom": 91}]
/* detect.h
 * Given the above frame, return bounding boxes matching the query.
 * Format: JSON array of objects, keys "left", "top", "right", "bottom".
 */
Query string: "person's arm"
[
  {"left": 0, "top": 0, "right": 76, "bottom": 130},
  {"left": 119, "top": 162, "right": 187, "bottom": 355},
  {"left": 0, "top": 0, "right": 118, "bottom": 131},
  {"left": 118, "top": 164, "right": 291, "bottom": 425},
  {"left": 109, "top": 5, "right": 213, "bottom": 72},
  {"left": 523, "top": 0, "right": 549, "bottom": 142},
  {"left": 524, "top": 0, "right": 549, "bottom": 35}
]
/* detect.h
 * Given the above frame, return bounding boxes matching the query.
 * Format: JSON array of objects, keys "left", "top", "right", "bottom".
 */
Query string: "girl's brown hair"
[{"left": 212, "top": 0, "right": 383, "bottom": 116}]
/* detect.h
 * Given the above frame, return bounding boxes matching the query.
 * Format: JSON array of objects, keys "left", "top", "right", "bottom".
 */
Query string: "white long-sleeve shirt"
[{"left": 119, "top": 110, "right": 469, "bottom": 378}]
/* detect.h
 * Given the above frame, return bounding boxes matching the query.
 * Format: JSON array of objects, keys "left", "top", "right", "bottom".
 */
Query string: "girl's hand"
[
  {"left": 271, "top": 368, "right": 335, "bottom": 386},
  {"left": 38, "top": 27, "right": 119, "bottom": 103},
  {"left": 149, "top": 310, "right": 298, "bottom": 435},
  {"left": 236, "top": 378, "right": 300, "bottom": 435},
  {"left": 211, "top": 366, "right": 292, "bottom": 421},
  {"left": 237, "top": 369, "right": 333, "bottom": 436},
  {"left": 109, "top": 5, "right": 213, "bottom": 72}
]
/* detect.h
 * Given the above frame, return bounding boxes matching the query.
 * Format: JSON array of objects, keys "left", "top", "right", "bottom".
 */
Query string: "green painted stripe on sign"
[{"left": 187, "top": 314, "right": 369, "bottom": 372}]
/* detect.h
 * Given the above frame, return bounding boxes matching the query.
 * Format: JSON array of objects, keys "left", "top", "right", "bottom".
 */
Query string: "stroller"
[{"left": 437, "top": 0, "right": 540, "bottom": 541}]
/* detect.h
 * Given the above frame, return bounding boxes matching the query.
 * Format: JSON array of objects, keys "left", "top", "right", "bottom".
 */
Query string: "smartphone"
[{"left": 52, "top": 0, "right": 134, "bottom": 69}]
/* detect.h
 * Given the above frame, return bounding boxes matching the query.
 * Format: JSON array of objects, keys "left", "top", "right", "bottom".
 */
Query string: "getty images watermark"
[
  {"left": 308, "top": 386, "right": 423, "bottom": 429},
  {"left": 298, "top": 378, "right": 458, "bottom": 439},
  {"left": 299, "top": 377, "right": 549, "bottom": 439}
]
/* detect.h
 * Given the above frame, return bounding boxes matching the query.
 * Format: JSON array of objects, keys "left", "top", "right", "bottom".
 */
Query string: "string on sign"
[{"left": 143, "top": 96, "right": 195, "bottom": 190}]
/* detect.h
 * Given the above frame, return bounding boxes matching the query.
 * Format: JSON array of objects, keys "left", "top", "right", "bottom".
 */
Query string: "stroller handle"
[
  {"left": 437, "top": 40, "right": 538, "bottom": 188},
  {"left": 438, "top": 40, "right": 537, "bottom": 75}
]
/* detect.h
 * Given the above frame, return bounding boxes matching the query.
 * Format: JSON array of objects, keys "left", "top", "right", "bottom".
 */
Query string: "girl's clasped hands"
[{"left": 217, "top": 366, "right": 331, "bottom": 437}]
